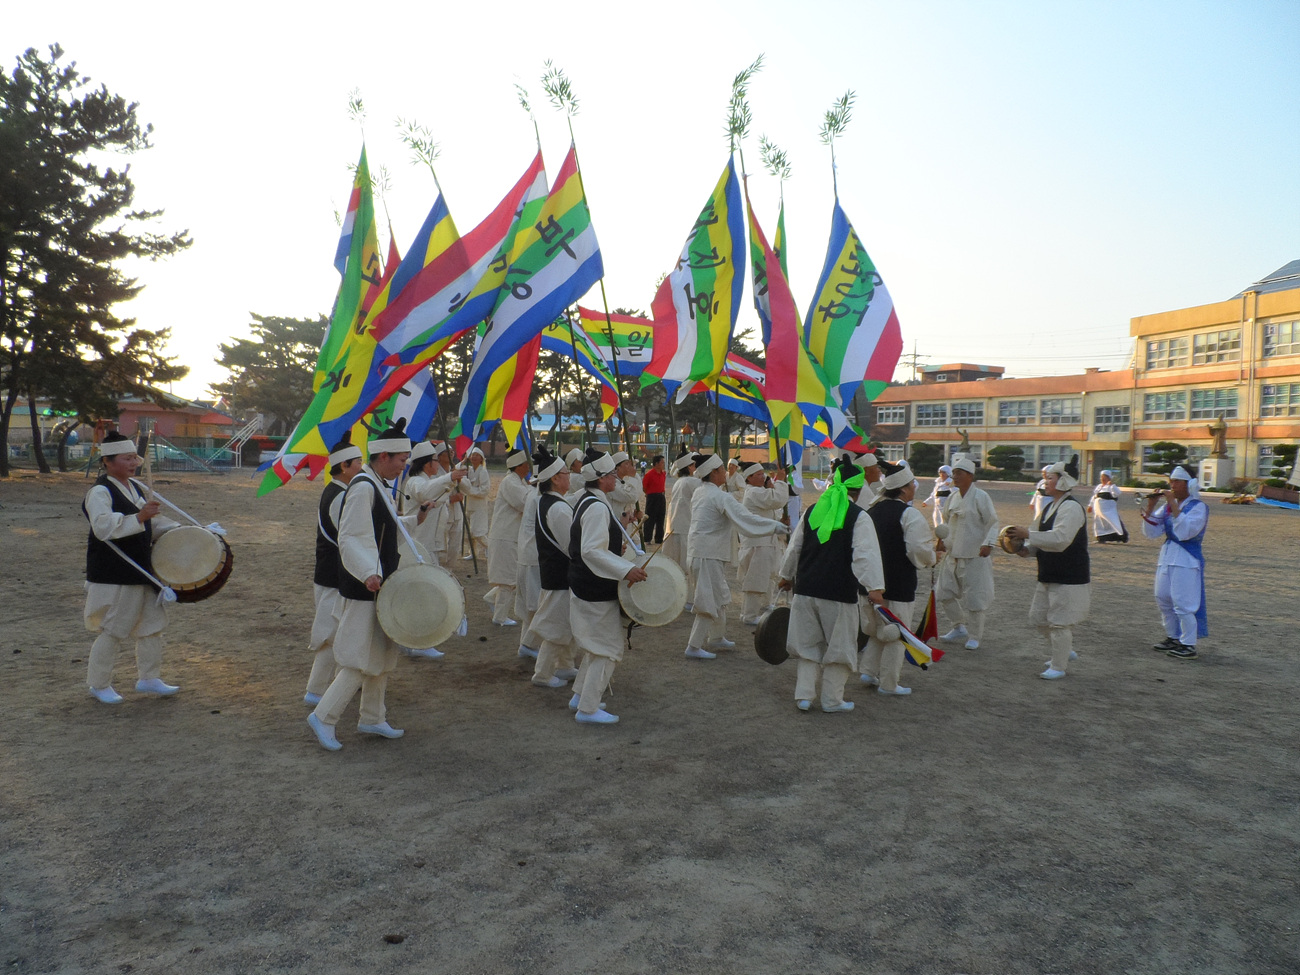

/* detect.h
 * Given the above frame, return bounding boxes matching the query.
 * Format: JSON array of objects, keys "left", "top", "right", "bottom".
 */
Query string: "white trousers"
[{"left": 1155, "top": 564, "right": 1202, "bottom": 645}]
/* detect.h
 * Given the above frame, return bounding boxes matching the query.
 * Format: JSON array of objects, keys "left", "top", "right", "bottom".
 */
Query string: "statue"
[
  {"left": 1207, "top": 414, "right": 1228, "bottom": 459},
  {"left": 955, "top": 428, "right": 970, "bottom": 453}
]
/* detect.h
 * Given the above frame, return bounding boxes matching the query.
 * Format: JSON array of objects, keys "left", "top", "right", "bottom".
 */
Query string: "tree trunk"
[
  {"left": 27, "top": 391, "right": 51, "bottom": 474},
  {"left": 57, "top": 420, "right": 83, "bottom": 472},
  {"left": 0, "top": 386, "right": 19, "bottom": 478}
]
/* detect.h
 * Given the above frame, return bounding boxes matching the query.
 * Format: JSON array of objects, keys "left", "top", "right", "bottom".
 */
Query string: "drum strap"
[{"left": 103, "top": 539, "right": 178, "bottom": 605}]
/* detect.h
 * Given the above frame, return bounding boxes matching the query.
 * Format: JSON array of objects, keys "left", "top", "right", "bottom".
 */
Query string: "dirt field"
[{"left": 1, "top": 470, "right": 1297, "bottom": 974}]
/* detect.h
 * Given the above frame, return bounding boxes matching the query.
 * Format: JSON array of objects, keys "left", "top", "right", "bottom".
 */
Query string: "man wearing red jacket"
[{"left": 640, "top": 454, "right": 667, "bottom": 546}]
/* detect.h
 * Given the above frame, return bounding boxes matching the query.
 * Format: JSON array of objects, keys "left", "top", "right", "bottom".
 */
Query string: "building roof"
[
  {"left": 1233, "top": 260, "right": 1300, "bottom": 298},
  {"left": 921, "top": 363, "right": 1005, "bottom": 376}
]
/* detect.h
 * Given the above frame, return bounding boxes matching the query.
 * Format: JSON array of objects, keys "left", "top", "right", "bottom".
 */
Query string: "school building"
[{"left": 865, "top": 261, "right": 1300, "bottom": 483}]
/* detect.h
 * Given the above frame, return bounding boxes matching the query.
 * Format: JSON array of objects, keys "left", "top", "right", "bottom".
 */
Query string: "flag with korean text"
[
  {"left": 576, "top": 306, "right": 653, "bottom": 377},
  {"left": 642, "top": 158, "right": 745, "bottom": 396},
  {"left": 803, "top": 199, "right": 903, "bottom": 408},
  {"left": 542, "top": 316, "right": 620, "bottom": 420}
]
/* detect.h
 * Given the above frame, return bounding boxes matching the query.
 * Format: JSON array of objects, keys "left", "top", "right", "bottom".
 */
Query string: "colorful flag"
[
  {"left": 876, "top": 604, "right": 945, "bottom": 669},
  {"left": 642, "top": 157, "right": 745, "bottom": 396},
  {"left": 822, "top": 404, "right": 872, "bottom": 452},
  {"left": 576, "top": 306, "right": 653, "bottom": 377},
  {"left": 917, "top": 585, "right": 940, "bottom": 646},
  {"left": 454, "top": 144, "right": 603, "bottom": 451},
  {"left": 803, "top": 200, "right": 903, "bottom": 408},
  {"left": 541, "top": 316, "right": 620, "bottom": 420}
]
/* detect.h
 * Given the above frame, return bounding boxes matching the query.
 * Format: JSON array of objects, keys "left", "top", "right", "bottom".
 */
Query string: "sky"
[{"left": 6, "top": 0, "right": 1299, "bottom": 403}]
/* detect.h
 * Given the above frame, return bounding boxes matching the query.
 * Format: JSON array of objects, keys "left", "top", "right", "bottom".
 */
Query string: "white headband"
[
  {"left": 859, "top": 453, "right": 879, "bottom": 468},
  {"left": 507, "top": 449, "right": 528, "bottom": 468},
  {"left": 695, "top": 454, "right": 723, "bottom": 478},
  {"left": 328, "top": 444, "right": 363, "bottom": 466},
  {"left": 582, "top": 452, "right": 617, "bottom": 481},
  {"left": 537, "top": 458, "right": 566, "bottom": 482},
  {"left": 99, "top": 438, "right": 138, "bottom": 457},
  {"left": 610, "top": 451, "right": 630, "bottom": 465},
  {"left": 882, "top": 461, "right": 915, "bottom": 491},
  {"left": 742, "top": 463, "right": 765, "bottom": 479},
  {"left": 369, "top": 435, "right": 412, "bottom": 454},
  {"left": 671, "top": 455, "right": 695, "bottom": 474},
  {"left": 409, "top": 441, "right": 437, "bottom": 465}
]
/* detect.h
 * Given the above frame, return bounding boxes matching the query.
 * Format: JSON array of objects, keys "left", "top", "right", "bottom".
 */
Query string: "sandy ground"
[{"left": 1, "top": 470, "right": 1298, "bottom": 975}]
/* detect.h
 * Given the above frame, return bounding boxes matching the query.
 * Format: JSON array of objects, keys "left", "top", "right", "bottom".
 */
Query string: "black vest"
[
  {"left": 568, "top": 492, "right": 621, "bottom": 603},
  {"left": 336, "top": 472, "right": 401, "bottom": 601},
  {"left": 1036, "top": 497, "right": 1090, "bottom": 585},
  {"left": 792, "top": 503, "right": 865, "bottom": 604},
  {"left": 83, "top": 475, "right": 155, "bottom": 587},
  {"left": 313, "top": 481, "right": 346, "bottom": 589},
  {"left": 867, "top": 498, "right": 918, "bottom": 603},
  {"left": 536, "top": 493, "right": 570, "bottom": 591}
]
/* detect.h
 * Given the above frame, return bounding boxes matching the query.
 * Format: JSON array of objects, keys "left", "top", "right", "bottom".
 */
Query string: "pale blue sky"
[{"left": 6, "top": 0, "right": 1298, "bottom": 400}]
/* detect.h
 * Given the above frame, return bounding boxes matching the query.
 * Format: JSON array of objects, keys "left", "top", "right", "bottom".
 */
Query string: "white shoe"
[
  {"left": 860, "top": 674, "right": 880, "bottom": 686},
  {"left": 404, "top": 647, "right": 444, "bottom": 659},
  {"left": 493, "top": 618, "right": 519, "bottom": 627},
  {"left": 822, "top": 701, "right": 855, "bottom": 713},
  {"left": 553, "top": 668, "right": 579, "bottom": 681},
  {"left": 135, "top": 678, "right": 180, "bottom": 696},
  {"left": 307, "top": 713, "right": 342, "bottom": 751},
  {"left": 796, "top": 699, "right": 812, "bottom": 712},
  {"left": 877, "top": 685, "right": 912, "bottom": 696},
  {"left": 1040, "top": 668, "right": 1067, "bottom": 680},
  {"left": 518, "top": 645, "right": 539, "bottom": 659},
  {"left": 1044, "top": 651, "right": 1080, "bottom": 667},
  {"left": 741, "top": 615, "right": 763, "bottom": 626},
  {"left": 964, "top": 639, "right": 980, "bottom": 650},
  {"left": 939, "top": 626, "right": 968, "bottom": 642},
  {"left": 532, "top": 676, "right": 567, "bottom": 688},
  {"left": 568, "top": 695, "right": 607, "bottom": 711},
  {"left": 303, "top": 692, "right": 322, "bottom": 706},
  {"left": 575, "top": 709, "right": 619, "bottom": 725},
  {"left": 357, "top": 721, "right": 404, "bottom": 738},
  {"left": 684, "top": 646, "right": 716, "bottom": 660},
  {"left": 89, "top": 685, "right": 124, "bottom": 705},
  {"left": 706, "top": 637, "right": 736, "bottom": 650}
]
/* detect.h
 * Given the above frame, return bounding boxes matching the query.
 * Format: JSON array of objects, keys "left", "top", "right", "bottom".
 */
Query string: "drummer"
[
  {"left": 568, "top": 449, "right": 648, "bottom": 725},
  {"left": 307, "top": 419, "right": 423, "bottom": 752},
  {"left": 82, "top": 430, "right": 183, "bottom": 704},
  {"left": 400, "top": 440, "right": 467, "bottom": 659},
  {"left": 529, "top": 446, "right": 579, "bottom": 688},
  {"left": 304, "top": 433, "right": 364, "bottom": 703}
]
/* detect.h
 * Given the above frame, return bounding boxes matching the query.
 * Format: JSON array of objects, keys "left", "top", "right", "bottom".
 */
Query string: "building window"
[
  {"left": 1260, "top": 383, "right": 1300, "bottom": 418},
  {"left": 1143, "top": 391, "right": 1187, "bottom": 421},
  {"left": 914, "top": 404, "right": 947, "bottom": 427},
  {"left": 875, "top": 406, "right": 907, "bottom": 425},
  {"left": 1189, "top": 387, "right": 1238, "bottom": 420},
  {"left": 879, "top": 444, "right": 906, "bottom": 462},
  {"left": 997, "top": 400, "right": 1035, "bottom": 425},
  {"left": 1146, "top": 337, "right": 1189, "bottom": 370},
  {"left": 1262, "top": 321, "right": 1300, "bottom": 358},
  {"left": 1093, "top": 405, "right": 1131, "bottom": 433},
  {"left": 1040, "top": 397, "right": 1082, "bottom": 425},
  {"left": 1038, "top": 445, "right": 1070, "bottom": 468},
  {"left": 1192, "top": 329, "right": 1241, "bottom": 364},
  {"left": 949, "top": 402, "right": 984, "bottom": 425}
]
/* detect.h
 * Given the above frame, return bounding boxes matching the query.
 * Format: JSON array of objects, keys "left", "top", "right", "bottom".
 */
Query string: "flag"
[
  {"left": 454, "top": 144, "right": 603, "bottom": 450},
  {"left": 359, "top": 365, "right": 440, "bottom": 444},
  {"left": 541, "top": 316, "right": 620, "bottom": 420},
  {"left": 642, "top": 157, "right": 745, "bottom": 396},
  {"left": 744, "top": 182, "right": 833, "bottom": 457},
  {"left": 823, "top": 404, "right": 872, "bottom": 452},
  {"left": 576, "top": 306, "right": 653, "bottom": 377},
  {"left": 453, "top": 328, "right": 543, "bottom": 453},
  {"left": 773, "top": 200, "right": 789, "bottom": 278},
  {"left": 876, "top": 605, "right": 945, "bottom": 669},
  {"left": 917, "top": 585, "right": 940, "bottom": 646},
  {"left": 803, "top": 199, "right": 903, "bottom": 408}
]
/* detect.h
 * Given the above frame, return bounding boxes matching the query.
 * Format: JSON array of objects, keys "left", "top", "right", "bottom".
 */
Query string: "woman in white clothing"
[{"left": 1087, "top": 470, "right": 1129, "bottom": 543}]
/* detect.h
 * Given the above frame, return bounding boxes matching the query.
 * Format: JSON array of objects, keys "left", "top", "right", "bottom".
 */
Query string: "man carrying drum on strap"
[
  {"left": 684, "top": 454, "right": 789, "bottom": 660},
  {"left": 530, "top": 447, "right": 580, "bottom": 689},
  {"left": 304, "top": 433, "right": 363, "bottom": 704},
  {"left": 82, "top": 430, "right": 184, "bottom": 704},
  {"left": 777, "top": 461, "right": 886, "bottom": 713},
  {"left": 307, "top": 420, "right": 422, "bottom": 752},
  {"left": 568, "top": 449, "right": 648, "bottom": 725}
]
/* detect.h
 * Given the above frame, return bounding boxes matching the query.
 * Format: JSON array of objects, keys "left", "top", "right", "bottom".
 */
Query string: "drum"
[
  {"left": 376, "top": 563, "right": 465, "bottom": 649},
  {"left": 754, "top": 605, "right": 790, "bottom": 665},
  {"left": 398, "top": 534, "right": 431, "bottom": 568},
  {"left": 997, "top": 525, "right": 1024, "bottom": 555},
  {"left": 618, "top": 553, "right": 688, "bottom": 627},
  {"left": 151, "top": 526, "right": 234, "bottom": 603}
]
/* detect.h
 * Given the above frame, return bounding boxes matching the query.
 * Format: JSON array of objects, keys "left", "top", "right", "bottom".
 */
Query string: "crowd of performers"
[{"left": 79, "top": 427, "right": 1212, "bottom": 744}]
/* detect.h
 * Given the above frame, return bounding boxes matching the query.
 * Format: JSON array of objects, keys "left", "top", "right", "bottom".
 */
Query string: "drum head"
[
  {"left": 376, "top": 563, "right": 465, "bottom": 649},
  {"left": 997, "top": 525, "right": 1023, "bottom": 555},
  {"left": 152, "top": 526, "right": 224, "bottom": 587},
  {"left": 398, "top": 535, "right": 431, "bottom": 568},
  {"left": 618, "top": 555, "right": 687, "bottom": 627},
  {"left": 754, "top": 605, "right": 790, "bottom": 665}
]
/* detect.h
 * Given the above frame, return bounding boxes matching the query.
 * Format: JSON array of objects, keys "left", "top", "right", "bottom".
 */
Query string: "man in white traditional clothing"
[
  {"left": 935, "top": 457, "right": 999, "bottom": 650},
  {"left": 1030, "top": 465, "right": 1051, "bottom": 520},
  {"left": 460, "top": 447, "right": 491, "bottom": 560},
  {"left": 850, "top": 451, "right": 883, "bottom": 507},
  {"left": 737, "top": 462, "right": 789, "bottom": 624},
  {"left": 81, "top": 431, "right": 184, "bottom": 704},
  {"left": 778, "top": 462, "right": 886, "bottom": 712},
  {"left": 663, "top": 452, "right": 701, "bottom": 603},
  {"left": 304, "top": 434, "right": 363, "bottom": 703},
  {"left": 530, "top": 449, "right": 579, "bottom": 688},
  {"left": 1007, "top": 455, "right": 1091, "bottom": 679},
  {"left": 859, "top": 459, "right": 937, "bottom": 696},
  {"left": 440, "top": 444, "right": 467, "bottom": 559},
  {"left": 725, "top": 458, "right": 747, "bottom": 500},
  {"left": 484, "top": 449, "right": 532, "bottom": 626},
  {"left": 568, "top": 449, "right": 648, "bottom": 724},
  {"left": 1087, "top": 470, "right": 1129, "bottom": 543},
  {"left": 1140, "top": 466, "right": 1209, "bottom": 659},
  {"left": 608, "top": 450, "right": 644, "bottom": 525},
  {"left": 514, "top": 448, "right": 557, "bottom": 661},
  {"left": 563, "top": 447, "right": 587, "bottom": 505},
  {"left": 307, "top": 420, "right": 421, "bottom": 751},
  {"left": 402, "top": 440, "right": 468, "bottom": 571},
  {"left": 925, "top": 465, "right": 954, "bottom": 527},
  {"left": 684, "top": 454, "right": 789, "bottom": 659}
]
